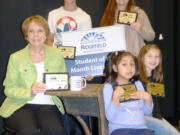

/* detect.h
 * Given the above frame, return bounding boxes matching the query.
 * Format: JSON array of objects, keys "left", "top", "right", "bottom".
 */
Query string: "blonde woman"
[{"left": 0, "top": 15, "right": 66, "bottom": 135}]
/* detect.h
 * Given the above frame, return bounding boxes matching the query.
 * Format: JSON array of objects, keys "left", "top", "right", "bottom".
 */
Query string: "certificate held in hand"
[
  {"left": 115, "top": 84, "right": 137, "bottom": 102},
  {"left": 43, "top": 73, "right": 69, "bottom": 91},
  {"left": 146, "top": 82, "right": 165, "bottom": 97},
  {"left": 117, "top": 11, "right": 138, "bottom": 25}
]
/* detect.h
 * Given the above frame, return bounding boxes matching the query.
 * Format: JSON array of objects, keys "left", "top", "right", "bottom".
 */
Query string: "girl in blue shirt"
[{"left": 103, "top": 51, "right": 154, "bottom": 135}]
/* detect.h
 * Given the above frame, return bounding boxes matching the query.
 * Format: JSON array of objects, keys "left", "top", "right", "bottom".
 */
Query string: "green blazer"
[{"left": 0, "top": 44, "right": 67, "bottom": 118}]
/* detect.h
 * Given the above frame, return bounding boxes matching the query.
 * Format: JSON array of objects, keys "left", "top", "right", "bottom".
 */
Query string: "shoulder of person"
[
  {"left": 104, "top": 82, "right": 112, "bottom": 86},
  {"left": 134, "top": 79, "right": 143, "bottom": 84},
  {"left": 48, "top": 6, "right": 63, "bottom": 15},
  {"left": 131, "top": 6, "right": 146, "bottom": 14},
  {"left": 77, "top": 7, "right": 91, "bottom": 17},
  {"left": 103, "top": 83, "right": 113, "bottom": 94},
  {"left": 44, "top": 45, "right": 65, "bottom": 61},
  {"left": 10, "top": 45, "right": 29, "bottom": 59},
  {"left": 134, "top": 80, "right": 145, "bottom": 90},
  {"left": 104, "top": 83, "right": 113, "bottom": 90},
  {"left": 45, "top": 44, "right": 59, "bottom": 54}
]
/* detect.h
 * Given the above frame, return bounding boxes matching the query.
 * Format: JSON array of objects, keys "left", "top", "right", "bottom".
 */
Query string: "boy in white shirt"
[{"left": 48, "top": 0, "right": 92, "bottom": 47}]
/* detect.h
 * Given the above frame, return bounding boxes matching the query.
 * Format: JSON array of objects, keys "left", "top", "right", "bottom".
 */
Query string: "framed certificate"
[
  {"left": 115, "top": 84, "right": 137, "bottom": 102},
  {"left": 57, "top": 46, "right": 76, "bottom": 59},
  {"left": 147, "top": 82, "right": 165, "bottom": 97},
  {"left": 117, "top": 11, "right": 138, "bottom": 25},
  {"left": 43, "top": 73, "right": 69, "bottom": 91}
]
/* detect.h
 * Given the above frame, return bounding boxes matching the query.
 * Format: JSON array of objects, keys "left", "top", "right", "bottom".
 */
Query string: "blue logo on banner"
[{"left": 80, "top": 32, "right": 107, "bottom": 52}]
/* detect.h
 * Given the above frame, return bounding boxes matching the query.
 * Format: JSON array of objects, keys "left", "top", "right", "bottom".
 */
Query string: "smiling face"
[
  {"left": 144, "top": 48, "right": 160, "bottom": 74},
  {"left": 26, "top": 21, "right": 46, "bottom": 47},
  {"left": 113, "top": 55, "right": 136, "bottom": 83}
]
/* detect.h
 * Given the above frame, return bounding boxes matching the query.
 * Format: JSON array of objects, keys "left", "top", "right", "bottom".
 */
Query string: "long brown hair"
[
  {"left": 106, "top": 51, "right": 138, "bottom": 85},
  {"left": 99, "top": 0, "right": 136, "bottom": 26},
  {"left": 138, "top": 44, "right": 164, "bottom": 83}
]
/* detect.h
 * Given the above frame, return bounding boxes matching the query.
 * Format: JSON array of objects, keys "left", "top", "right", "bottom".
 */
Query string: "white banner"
[{"left": 60, "top": 25, "right": 126, "bottom": 76}]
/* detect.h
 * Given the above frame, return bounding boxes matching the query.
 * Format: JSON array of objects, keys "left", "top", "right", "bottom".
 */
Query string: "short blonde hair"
[{"left": 21, "top": 15, "right": 50, "bottom": 42}]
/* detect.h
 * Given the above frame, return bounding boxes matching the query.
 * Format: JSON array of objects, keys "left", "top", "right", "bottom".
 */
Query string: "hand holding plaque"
[
  {"left": 117, "top": 11, "right": 138, "bottom": 25},
  {"left": 115, "top": 84, "right": 137, "bottom": 102},
  {"left": 146, "top": 82, "right": 165, "bottom": 97}
]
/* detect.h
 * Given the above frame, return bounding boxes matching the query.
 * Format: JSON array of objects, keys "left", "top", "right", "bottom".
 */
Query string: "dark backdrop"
[
  {"left": 177, "top": 0, "right": 180, "bottom": 117},
  {"left": 0, "top": 0, "right": 179, "bottom": 132}
]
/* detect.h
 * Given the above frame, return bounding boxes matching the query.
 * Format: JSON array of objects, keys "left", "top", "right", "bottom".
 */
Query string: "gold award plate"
[
  {"left": 57, "top": 46, "right": 76, "bottom": 59},
  {"left": 117, "top": 11, "right": 138, "bottom": 25},
  {"left": 117, "top": 84, "right": 137, "bottom": 102},
  {"left": 147, "top": 82, "right": 165, "bottom": 97}
]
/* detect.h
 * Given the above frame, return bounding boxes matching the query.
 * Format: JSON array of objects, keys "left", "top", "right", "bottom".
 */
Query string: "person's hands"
[
  {"left": 130, "top": 22, "right": 142, "bottom": 33},
  {"left": 130, "top": 90, "right": 149, "bottom": 100},
  {"left": 112, "top": 86, "right": 125, "bottom": 107},
  {"left": 85, "top": 75, "right": 94, "bottom": 81},
  {"left": 130, "top": 90, "right": 152, "bottom": 107},
  {"left": 31, "top": 82, "right": 46, "bottom": 96}
]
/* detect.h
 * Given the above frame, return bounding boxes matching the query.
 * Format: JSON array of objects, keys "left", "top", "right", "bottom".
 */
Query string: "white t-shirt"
[
  {"left": 27, "top": 61, "right": 55, "bottom": 105},
  {"left": 48, "top": 6, "right": 92, "bottom": 46}
]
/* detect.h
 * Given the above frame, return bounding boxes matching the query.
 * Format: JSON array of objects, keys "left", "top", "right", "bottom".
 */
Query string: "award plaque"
[
  {"left": 115, "top": 84, "right": 137, "bottom": 102},
  {"left": 43, "top": 73, "right": 69, "bottom": 90},
  {"left": 57, "top": 46, "right": 76, "bottom": 59},
  {"left": 147, "top": 82, "right": 165, "bottom": 97},
  {"left": 117, "top": 11, "right": 138, "bottom": 25}
]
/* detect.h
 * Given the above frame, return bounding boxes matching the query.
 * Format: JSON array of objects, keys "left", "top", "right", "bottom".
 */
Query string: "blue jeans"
[
  {"left": 145, "top": 116, "right": 180, "bottom": 135},
  {"left": 111, "top": 128, "right": 154, "bottom": 135}
]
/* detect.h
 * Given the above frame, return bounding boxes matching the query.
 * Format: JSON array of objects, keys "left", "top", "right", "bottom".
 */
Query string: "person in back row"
[
  {"left": 99, "top": 0, "right": 155, "bottom": 56},
  {"left": 48, "top": 0, "right": 92, "bottom": 47}
]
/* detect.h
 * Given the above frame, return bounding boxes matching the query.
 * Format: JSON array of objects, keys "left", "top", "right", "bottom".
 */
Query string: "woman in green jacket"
[{"left": 0, "top": 15, "right": 66, "bottom": 135}]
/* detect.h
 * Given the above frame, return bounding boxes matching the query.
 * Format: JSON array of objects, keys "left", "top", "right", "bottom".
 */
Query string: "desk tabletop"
[
  {"left": 45, "top": 84, "right": 104, "bottom": 97},
  {"left": 45, "top": 83, "right": 108, "bottom": 135}
]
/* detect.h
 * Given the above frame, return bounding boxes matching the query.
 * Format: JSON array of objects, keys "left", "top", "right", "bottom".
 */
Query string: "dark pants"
[
  {"left": 5, "top": 104, "right": 66, "bottom": 135},
  {"left": 111, "top": 128, "right": 154, "bottom": 135},
  {"left": 62, "top": 114, "right": 93, "bottom": 135}
]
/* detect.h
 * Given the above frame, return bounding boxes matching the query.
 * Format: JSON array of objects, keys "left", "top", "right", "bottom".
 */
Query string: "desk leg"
[
  {"left": 74, "top": 116, "right": 91, "bottom": 135},
  {"left": 98, "top": 92, "right": 108, "bottom": 135}
]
